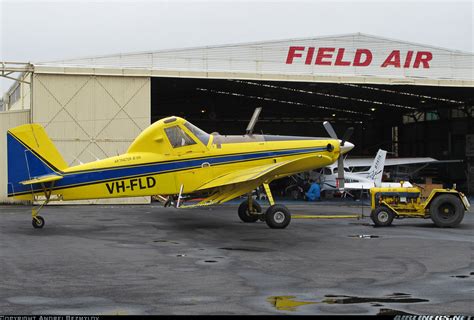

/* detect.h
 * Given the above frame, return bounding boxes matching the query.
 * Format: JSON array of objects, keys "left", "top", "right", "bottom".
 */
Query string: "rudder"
[
  {"left": 7, "top": 124, "right": 67, "bottom": 197},
  {"left": 366, "top": 149, "right": 387, "bottom": 187}
]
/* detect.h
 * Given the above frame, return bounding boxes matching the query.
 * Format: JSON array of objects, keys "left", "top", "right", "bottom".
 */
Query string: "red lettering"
[
  {"left": 305, "top": 47, "right": 315, "bottom": 65},
  {"left": 286, "top": 46, "right": 305, "bottom": 64},
  {"left": 381, "top": 50, "right": 401, "bottom": 68},
  {"left": 353, "top": 49, "right": 372, "bottom": 66},
  {"left": 404, "top": 51, "right": 414, "bottom": 68},
  {"left": 413, "top": 51, "right": 432, "bottom": 68},
  {"left": 315, "top": 47, "right": 335, "bottom": 65},
  {"left": 334, "top": 48, "right": 351, "bottom": 66}
]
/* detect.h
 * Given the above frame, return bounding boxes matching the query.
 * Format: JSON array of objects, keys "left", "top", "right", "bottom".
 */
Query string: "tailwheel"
[
  {"left": 265, "top": 204, "right": 291, "bottom": 229},
  {"left": 238, "top": 199, "right": 262, "bottom": 223},
  {"left": 32, "top": 216, "right": 45, "bottom": 229}
]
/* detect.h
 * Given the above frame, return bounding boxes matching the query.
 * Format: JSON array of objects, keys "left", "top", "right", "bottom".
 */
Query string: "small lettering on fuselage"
[
  {"left": 105, "top": 176, "right": 156, "bottom": 194},
  {"left": 114, "top": 155, "right": 142, "bottom": 163}
]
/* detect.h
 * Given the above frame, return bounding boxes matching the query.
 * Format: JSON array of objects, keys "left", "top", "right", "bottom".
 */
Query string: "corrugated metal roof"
[{"left": 33, "top": 33, "right": 474, "bottom": 87}]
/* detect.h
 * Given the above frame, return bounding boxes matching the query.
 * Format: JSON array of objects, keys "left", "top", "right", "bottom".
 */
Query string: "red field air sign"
[{"left": 285, "top": 47, "right": 433, "bottom": 68}]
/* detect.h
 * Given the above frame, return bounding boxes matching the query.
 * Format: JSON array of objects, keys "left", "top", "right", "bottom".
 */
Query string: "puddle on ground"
[
  {"left": 219, "top": 247, "right": 271, "bottom": 252},
  {"left": 323, "top": 294, "right": 428, "bottom": 304},
  {"left": 267, "top": 293, "right": 428, "bottom": 312},
  {"left": 348, "top": 235, "right": 380, "bottom": 239},
  {"left": 152, "top": 239, "right": 180, "bottom": 244},
  {"left": 377, "top": 308, "right": 415, "bottom": 315},
  {"left": 267, "top": 296, "right": 317, "bottom": 311},
  {"left": 204, "top": 260, "right": 217, "bottom": 263},
  {"left": 391, "top": 293, "right": 410, "bottom": 296}
]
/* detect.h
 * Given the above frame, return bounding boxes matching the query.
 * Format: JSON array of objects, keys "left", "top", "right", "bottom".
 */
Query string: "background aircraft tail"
[
  {"left": 366, "top": 149, "right": 387, "bottom": 187},
  {"left": 7, "top": 124, "right": 67, "bottom": 197}
]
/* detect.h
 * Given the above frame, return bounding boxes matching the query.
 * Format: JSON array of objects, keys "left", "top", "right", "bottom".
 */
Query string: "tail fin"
[
  {"left": 366, "top": 149, "right": 387, "bottom": 187},
  {"left": 7, "top": 124, "right": 67, "bottom": 197}
]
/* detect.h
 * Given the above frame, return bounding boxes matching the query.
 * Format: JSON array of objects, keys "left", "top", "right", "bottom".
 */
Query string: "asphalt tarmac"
[{"left": 0, "top": 200, "right": 473, "bottom": 315}]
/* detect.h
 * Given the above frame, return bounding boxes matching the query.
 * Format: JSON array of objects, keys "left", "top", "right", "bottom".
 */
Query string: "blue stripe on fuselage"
[{"left": 10, "top": 146, "right": 327, "bottom": 195}]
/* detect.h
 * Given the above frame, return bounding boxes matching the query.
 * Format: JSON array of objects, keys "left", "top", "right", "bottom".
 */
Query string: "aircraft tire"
[
  {"left": 371, "top": 206, "right": 394, "bottom": 226},
  {"left": 265, "top": 204, "right": 291, "bottom": 229},
  {"left": 429, "top": 194, "right": 464, "bottom": 228},
  {"left": 238, "top": 200, "right": 262, "bottom": 223},
  {"left": 32, "top": 216, "right": 45, "bottom": 229}
]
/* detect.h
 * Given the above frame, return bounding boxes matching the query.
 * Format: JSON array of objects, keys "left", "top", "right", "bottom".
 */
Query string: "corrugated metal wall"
[
  {"left": 7, "top": 74, "right": 31, "bottom": 111},
  {"left": 0, "top": 110, "right": 30, "bottom": 203},
  {"left": 32, "top": 74, "right": 151, "bottom": 204},
  {"left": 36, "top": 34, "right": 474, "bottom": 86}
]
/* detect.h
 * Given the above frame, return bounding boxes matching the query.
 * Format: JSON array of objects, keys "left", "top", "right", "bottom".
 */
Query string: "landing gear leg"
[
  {"left": 263, "top": 183, "right": 291, "bottom": 229},
  {"left": 31, "top": 183, "right": 51, "bottom": 229}
]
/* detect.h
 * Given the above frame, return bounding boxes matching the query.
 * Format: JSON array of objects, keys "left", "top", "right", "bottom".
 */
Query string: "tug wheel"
[
  {"left": 32, "top": 216, "right": 45, "bottom": 229},
  {"left": 265, "top": 204, "right": 291, "bottom": 229},
  {"left": 430, "top": 194, "right": 464, "bottom": 228},
  {"left": 238, "top": 200, "right": 262, "bottom": 223},
  {"left": 371, "top": 206, "right": 394, "bottom": 227}
]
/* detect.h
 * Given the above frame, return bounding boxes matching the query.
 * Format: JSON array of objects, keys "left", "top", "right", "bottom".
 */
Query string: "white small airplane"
[{"left": 313, "top": 149, "right": 439, "bottom": 193}]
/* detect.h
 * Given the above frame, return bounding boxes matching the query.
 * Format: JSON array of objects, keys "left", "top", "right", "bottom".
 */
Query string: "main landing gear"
[
  {"left": 31, "top": 183, "right": 52, "bottom": 229},
  {"left": 237, "top": 183, "right": 292, "bottom": 229}
]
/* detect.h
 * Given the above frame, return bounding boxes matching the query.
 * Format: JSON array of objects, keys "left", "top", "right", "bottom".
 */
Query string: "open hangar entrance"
[
  {"left": 2, "top": 33, "right": 473, "bottom": 202},
  {"left": 151, "top": 77, "right": 473, "bottom": 192}
]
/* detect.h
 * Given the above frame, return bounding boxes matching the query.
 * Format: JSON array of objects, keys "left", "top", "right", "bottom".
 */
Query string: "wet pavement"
[{"left": 0, "top": 201, "right": 473, "bottom": 315}]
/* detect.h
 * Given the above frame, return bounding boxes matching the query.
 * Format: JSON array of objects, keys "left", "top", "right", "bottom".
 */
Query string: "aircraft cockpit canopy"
[
  {"left": 184, "top": 122, "right": 210, "bottom": 145},
  {"left": 164, "top": 126, "right": 197, "bottom": 148},
  {"left": 163, "top": 121, "right": 211, "bottom": 148}
]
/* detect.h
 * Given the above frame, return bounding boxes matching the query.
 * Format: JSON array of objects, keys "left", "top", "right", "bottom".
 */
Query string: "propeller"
[
  {"left": 323, "top": 121, "right": 355, "bottom": 190},
  {"left": 246, "top": 107, "right": 262, "bottom": 135}
]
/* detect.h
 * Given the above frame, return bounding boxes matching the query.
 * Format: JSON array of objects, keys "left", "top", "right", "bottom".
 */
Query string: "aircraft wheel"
[
  {"left": 32, "top": 216, "right": 45, "bottom": 229},
  {"left": 371, "top": 206, "right": 394, "bottom": 226},
  {"left": 265, "top": 204, "right": 291, "bottom": 229},
  {"left": 429, "top": 194, "right": 464, "bottom": 227},
  {"left": 238, "top": 200, "right": 262, "bottom": 223}
]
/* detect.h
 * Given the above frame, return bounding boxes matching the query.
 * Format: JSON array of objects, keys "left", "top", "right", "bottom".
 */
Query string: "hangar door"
[
  {"left": 32, "top": 74, "right": 151, "bottom": 204},
  {"left": 0, "top": 110, "right": 31, "bottom": 203}
]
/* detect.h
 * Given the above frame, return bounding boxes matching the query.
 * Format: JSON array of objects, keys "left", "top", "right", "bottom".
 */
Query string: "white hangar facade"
[{"left": 1, "top": 33, "right": 473, "bottom": 202}]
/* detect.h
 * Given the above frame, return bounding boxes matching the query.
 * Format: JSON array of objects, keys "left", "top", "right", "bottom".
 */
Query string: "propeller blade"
[
  {"left": 337, "top": 156, "right": 345, "bottom": 189},
  {"left": 323, "top": 121, "right": 338, "bottom": 139},
  {"left": 246, "top": 107, "right": 262, "bottom": 135},
  {"left": 341, "top": 127, "right": 354, "bottom": 146}
]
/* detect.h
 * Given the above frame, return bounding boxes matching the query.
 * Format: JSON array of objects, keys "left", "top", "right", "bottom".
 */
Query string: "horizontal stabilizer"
[{"left": 20, "top": 174, "right": 63, "bottom": 186}]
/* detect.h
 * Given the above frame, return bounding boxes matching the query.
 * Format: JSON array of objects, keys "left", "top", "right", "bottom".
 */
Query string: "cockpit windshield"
[
  {"left": 184, "top": 121, "right": 210, "bottom": 146},
  {"left": 164, "top": 126, "right": 196, "bottom": 148}
]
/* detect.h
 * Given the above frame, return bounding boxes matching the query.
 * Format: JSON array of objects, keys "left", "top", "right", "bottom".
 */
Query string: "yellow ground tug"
[{"left": 369, "top": 185, "right": 470, "bottom": 227}]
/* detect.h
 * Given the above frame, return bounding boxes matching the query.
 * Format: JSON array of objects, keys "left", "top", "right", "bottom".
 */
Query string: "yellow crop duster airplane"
[{"left": 7, "top": 108, "right": 354, "bottom": 229}]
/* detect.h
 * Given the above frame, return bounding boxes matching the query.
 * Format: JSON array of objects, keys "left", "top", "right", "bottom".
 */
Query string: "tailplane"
[
  {"left": 7, "top": 124, "right": 67, "bottom": 197},
  {"left": 366, "top": 149, "right": 387, "bottom": 187}
]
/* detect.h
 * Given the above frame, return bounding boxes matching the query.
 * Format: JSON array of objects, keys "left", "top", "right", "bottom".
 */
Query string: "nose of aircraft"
[{"left": 340, "top": 141, "right": 354, "bottom": 154}]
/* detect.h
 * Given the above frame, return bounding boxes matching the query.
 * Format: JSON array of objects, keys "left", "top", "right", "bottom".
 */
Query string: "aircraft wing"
[
  {"left": 197, "top": 154, "right": 332, "bottom": 191},
  {"left": 183, "top": 154, "right": 333, "bottom": 207},
  {"left": 20, "top": 174, "right": 63, "bottom": 185},
  {"left": 345, "top": 157, "right": 438, "bottom": 168}
]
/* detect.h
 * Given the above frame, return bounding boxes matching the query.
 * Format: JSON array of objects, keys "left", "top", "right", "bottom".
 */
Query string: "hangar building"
[{"left": 1, "top": 33, "right": 473, "bottom": 203}]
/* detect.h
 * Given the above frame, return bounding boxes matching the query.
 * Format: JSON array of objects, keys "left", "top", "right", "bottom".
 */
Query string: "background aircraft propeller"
[{"left": 323, "top": 121, "right": 354, "bottom": 189}]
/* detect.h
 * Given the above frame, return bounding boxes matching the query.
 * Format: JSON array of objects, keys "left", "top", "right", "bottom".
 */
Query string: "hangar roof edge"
[{"left": 34, "top": 32, "right": 473, "bottom": 66}]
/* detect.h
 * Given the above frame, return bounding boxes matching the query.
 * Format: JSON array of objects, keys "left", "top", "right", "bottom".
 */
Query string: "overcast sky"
[{"left": 0, "top": 0, "right": 472, "bottom": 92}]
